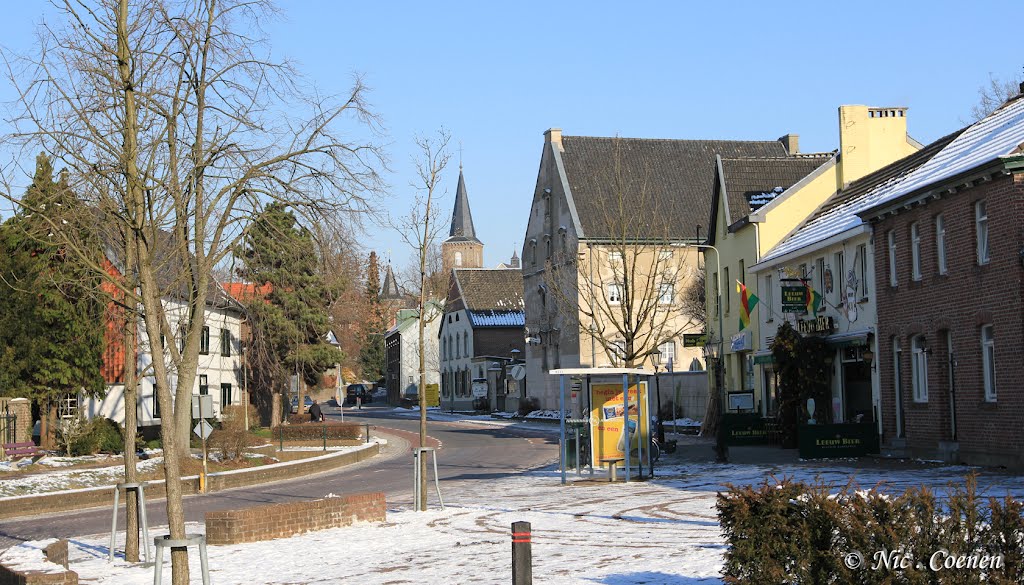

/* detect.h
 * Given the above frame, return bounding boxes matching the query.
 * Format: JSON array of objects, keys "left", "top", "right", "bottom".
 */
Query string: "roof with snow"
[
  {"left": 448, "top": 268, "right": 524, "bottom": 328},
  {"left": 756, "top": 127, "right": 966, "bottom": 266},
  {"left": 468, "top": 311, "right": 525, "bottom": 328}
]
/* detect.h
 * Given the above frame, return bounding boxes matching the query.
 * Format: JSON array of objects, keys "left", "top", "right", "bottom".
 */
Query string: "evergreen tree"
[
  {"left": 236, "top": 204, "right": 342, "bottom": 419},
  {"left": 358, "top": 251, "right": 386, "bottom": 381},
  {"left": 0, "top": 153, "right": 107, "bottom": 404}
]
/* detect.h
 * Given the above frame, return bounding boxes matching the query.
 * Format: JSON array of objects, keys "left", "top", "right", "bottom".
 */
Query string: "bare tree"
[
  {"left": 545, "top": 140, "right": 702, "bottom": 368},
  {"left": 391, "top": 129, "right": 450, "bottom": 511},
  {"left": 2, "top": 2, "right": 384, "bottom": 582},
  {"left": 970, "top": 71, "right": 1023, "bottom": 121}
]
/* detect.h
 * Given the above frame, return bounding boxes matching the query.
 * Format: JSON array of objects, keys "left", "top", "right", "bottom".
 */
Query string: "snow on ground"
[{"left": 6, "top": 458, "right": 1022, "bottom": 584}]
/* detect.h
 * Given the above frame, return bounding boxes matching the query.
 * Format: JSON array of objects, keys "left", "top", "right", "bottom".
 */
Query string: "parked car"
[
  {"left": 345, "top": 384, "right": 370, "bottom": 406},
  {"left": 290, "top": 395, "right": 313, "bottom": 413}
]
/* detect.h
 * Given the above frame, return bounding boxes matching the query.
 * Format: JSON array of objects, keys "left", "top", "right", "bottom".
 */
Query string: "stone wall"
[
  {"left": 0, "top": 539, "right": 77, "bottom": 585},
  {"left": 206, "top": 492, "right": 385, "bottom": 545}
]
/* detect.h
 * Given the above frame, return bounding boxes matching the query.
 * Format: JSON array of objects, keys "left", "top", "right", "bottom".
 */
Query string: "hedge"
[
  {"left": 270, "top": 421, "right": 362, "bottom": 441},
  {"left": 717, "top": 475, "right": 1023, "bottom": 584}
]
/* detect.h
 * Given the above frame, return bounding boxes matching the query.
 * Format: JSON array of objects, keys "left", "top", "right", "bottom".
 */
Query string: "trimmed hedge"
[
  {"left": 717, "top": 475, "right": 1023, "bottom": 584},
  {"left": 270, "top": 421, "right": 361, "bottom": 441}
]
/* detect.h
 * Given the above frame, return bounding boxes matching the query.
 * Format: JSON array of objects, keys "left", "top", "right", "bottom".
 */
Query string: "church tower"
[{"left": 442, "top": 166, "right": 483, "bottom": 275}]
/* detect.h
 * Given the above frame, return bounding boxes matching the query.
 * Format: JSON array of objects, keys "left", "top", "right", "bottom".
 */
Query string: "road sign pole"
[{"left": 200, "top": 397, "right": 208, "bottom": 493}]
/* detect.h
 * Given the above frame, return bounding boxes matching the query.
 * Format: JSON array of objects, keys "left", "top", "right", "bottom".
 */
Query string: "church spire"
[
  {"left": 447, "top": 168, "right": 480, "bottom": 243},
  {"left": 380, "top": 263, "right": 402, "bottom": 300}
]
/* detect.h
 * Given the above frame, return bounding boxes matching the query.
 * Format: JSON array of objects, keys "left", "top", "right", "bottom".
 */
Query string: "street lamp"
[
  {"left": 678, "top": 242, "right": 728, "bottom": 463},
  {"left": 649, "top": 348, "right": 665, "bottom": 445}
]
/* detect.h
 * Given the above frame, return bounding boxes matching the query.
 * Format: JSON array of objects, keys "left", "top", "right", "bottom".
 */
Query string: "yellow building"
[{"left": 706, "top": 106, "right": 920, "bottom": 416}]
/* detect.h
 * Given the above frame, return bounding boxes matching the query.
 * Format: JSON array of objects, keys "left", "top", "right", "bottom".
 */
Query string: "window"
[
  {"left": 712, "top": 273, "right": 720, "bottom": 317},
  {"left": 153, "top": 384, "right": 161, "bottom": 419},
  {"left": 724, "top": 267, "right": 731, "bottom": 314},
  {"left": 911, "top": 336, "right": 928, "bottom": 402},
  {"left": 816, "top": 257, "right": 825, "bottom": 295},
  {"left": 657, "top": 341, "right": 675, "bottom": 365},
  {"left": 221, "top": 383, "right": 232, "bottom": 407},
  {"left": 763, "top": 274, "right": 773, "bottom": 323},
  {"left": 833, "top": 251, "right": 844, "bottom": 304},
  {"left": 739, "top": 260, "right": 746, "bottom": 287},
  {"left": 893, "top": 337, "right": 904, "bottom": 438},
  {"left": 463, "top": 332, "right": 468, "bottom": 357},
  {"left": 199, "top": 374, "right": 209, "bottom": 396},
  {"left": 608, "top": 250, "right": 623, "bottom": 266},
  {"left": 659, "top": 250, "right": 673, "bottom": 263},
  {"left": 200, "top": 326, "right": 210, "bottom": 355},
  {"left": 975, "top": 200, "right": 989, "bottom": 265},
  {"left": 607, "top": 283, "right": 623, "bottom": 304},
  {"left": 221, "top": 329, "right": 231, "bottom": 357},
  {"left": 936, "top": 214, "right": 947, "bottom": 275},
  {"left": 658, "top": 282, "right": 674, "bottom": 305},
  {"left": 857, "top": 244, "right": 868, "bottom": 298},
  {"left": 455, "top": 251, "right": 463, "bottom": 267},
  {"left": 887, "top": 231, "right": 898, "bottom": 287},
  {"left": 982, "top": 325, "right": 996, "bottom": 401},
  {"left": 454, "top": 334, "right": 459, "bottom": 359},
  {"left": 910, "top": 223, "right": 921, "bottom": 281},
  {"left": 611, "top": 340, "right": 626, "bottom": 364},
  {"left": 442, "top": 337, "right": 447, "bottom": 361}
]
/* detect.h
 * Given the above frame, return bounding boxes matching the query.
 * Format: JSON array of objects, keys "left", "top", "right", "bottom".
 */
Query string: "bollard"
[
  {"left": 512, "top": 521, "right": 532, "bottom": 585},
  {"left": 365, "top": 423, "right": 370, "bottom": 444},
  {"left": 322, "top": 422, "right": 327, "bottom": 451},
  {"left": 279, "top": 424, "right": 284, "bottom": 452}
]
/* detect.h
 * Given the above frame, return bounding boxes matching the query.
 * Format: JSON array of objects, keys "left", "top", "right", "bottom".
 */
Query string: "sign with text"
[
  {"left": 798, "top": 315, "right": 835, "bottom": 335},
  {"left": 797, "top": 423, "right": 880, "bottom": 458},
  {"left": 683, "top": 333, "right": 708, "bottom": 348},
  {"left": 424, "top": 383, "right": 440, "bottom": 408},
  {"left": 589, "top": 382, "right": 651, "bottom": 468},
  {"left": 781, "top": 279, "right": 807, "bottom": 313}
]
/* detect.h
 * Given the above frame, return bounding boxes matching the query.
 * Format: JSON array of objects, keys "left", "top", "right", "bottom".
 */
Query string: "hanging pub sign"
[
  {"left": 798, "top": 315, "right": 835, "bottom": 335},
  {"left": 683, "top": 333, "right": 707, "bottom": 348},
  {"left": 780, "top": 279, "right": 807, "bottom": 313}
]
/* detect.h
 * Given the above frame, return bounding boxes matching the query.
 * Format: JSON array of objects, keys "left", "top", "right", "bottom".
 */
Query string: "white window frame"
[
  {"left": 723, "top": 267, "right": 731, "bottom": 314},
  {"left": 833, "top": 251, "right": 844, "bottom": 305},
  {"left": 658, "top": 249, "right": 673, "bottom": 263},
  {"left": 935, "top": 214, "right": 947, "bottom": 275},
  {"left": 857, "top": 244, "right": 868, "bottom": 299},
  {"left": 975, "top": 200, "right": 989, "bottom": 265},
  {"left": 763, "top": 274, "right": 773, "bottom": 323},
  {"left": 911, "top": 335, "right": 928, "bottom": 402},
  {"left": 607, "top": 283, "right": 623, "bottom": 305},
  {"left": 712, "top": 272, "right": 720, "bottom": 317},
  {"left": 608, "top": 250, "right": 623, "bottom": 266},
  {"left": 454, "top": 251, "right": 463, "bottom": 267},
  {"left": 657, "top": 341, "right": 675, "bottom": 365},
  {"left": 658, "top": 282, "right": 674, "bottom": 305},
  {"left": 887, "top": 231, "right": 898, "bottom": 287},
  {"left": 611, "top": 340, "right": 626, "bottom": 364},
  {"left": 910, "top": 222, "right": 922, "bottom": 281},
  {"left": 816, "top": 257, "right": 826, "bottom": 295},
  {"left": 982, "top": 325, "right": 996, "bottom": 402}
]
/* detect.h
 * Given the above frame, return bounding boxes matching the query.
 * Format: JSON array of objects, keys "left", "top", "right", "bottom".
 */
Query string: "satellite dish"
[{"left": 510, "top": 364, "right": 526, "bottom": 381}]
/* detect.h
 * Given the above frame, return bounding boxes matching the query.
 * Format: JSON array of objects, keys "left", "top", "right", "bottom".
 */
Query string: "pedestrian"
[{"left": 309, "top": 399, "right": 323, "bottom": 422}]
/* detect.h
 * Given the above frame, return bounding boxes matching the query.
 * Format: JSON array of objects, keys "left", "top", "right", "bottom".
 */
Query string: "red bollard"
[{"left": 512, "top": 521, "right": 532, "bottom": 585}]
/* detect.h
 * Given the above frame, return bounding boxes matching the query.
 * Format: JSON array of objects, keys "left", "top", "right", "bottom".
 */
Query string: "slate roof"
[
  {"left": 719, "top": 154, "right": 834, "bottom": 227},
  {"left": 380, "top": 264, "right": 403, "bottom": 300},
  {"left": 446, "top": 168, "right": 480, "bottom": 243},
  {"left": 450, "top": 268, "right": 524, "bottom": 328},
  {"left": 559, "top": 136, "right": 788, "bottom": 240},
  {"left": 757, "top": 128, "right": 965, "bottom": 265}
]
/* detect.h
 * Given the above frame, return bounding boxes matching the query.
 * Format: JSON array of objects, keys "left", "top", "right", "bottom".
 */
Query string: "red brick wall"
[
  {"left": 873, "top": 172, "right": 1024, "bottom": 467},
  {"left": 205, "top": 492, "right": 385, "bottom": 545},
  {"left": 0, "top": 540, "right": 77, "bottom": 585}
]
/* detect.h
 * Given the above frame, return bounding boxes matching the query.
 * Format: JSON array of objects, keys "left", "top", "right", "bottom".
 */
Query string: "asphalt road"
[{"left": 0, "top": 405, "right": 559, "bottom": 550}]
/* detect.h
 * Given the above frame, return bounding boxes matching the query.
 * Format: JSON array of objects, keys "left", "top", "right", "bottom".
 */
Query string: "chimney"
[
  {"left": 1019, "top": 81, "right": 1024, "bottom": 96},
  {"left": 545, "top": 128, "right": 563, "bottom": 149},
  {"left": 779, "top": 133, "right": 799, "bottom": 155}
]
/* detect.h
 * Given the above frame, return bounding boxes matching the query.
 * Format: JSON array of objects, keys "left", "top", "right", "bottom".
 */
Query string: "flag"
[
  {"left": 736, "top": 280, "right": 759, "bottom": 331},
  {"left": 803, "top": 279, "right": 822, "bottom": 315}
]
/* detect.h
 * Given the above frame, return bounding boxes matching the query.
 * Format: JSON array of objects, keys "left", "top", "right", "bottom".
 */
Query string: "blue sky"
[{"left": 2, "top": 1, "right": 1021, "bottom": 273}]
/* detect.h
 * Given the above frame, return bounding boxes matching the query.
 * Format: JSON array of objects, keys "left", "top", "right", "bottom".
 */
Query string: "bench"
[
  {"left": 598, "top": 456, "right": 625, "bottom": 482},
  {"left": 3, "top": 441, "right": 43, "bottom": 461}
]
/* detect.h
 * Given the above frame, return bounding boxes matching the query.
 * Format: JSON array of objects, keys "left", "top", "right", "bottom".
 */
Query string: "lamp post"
[
  {"left": 649, "top": 349, "right": 665, "bottom": 445},
  {"left": 679, "top": 242, "right": 727, "bottom": 463}
]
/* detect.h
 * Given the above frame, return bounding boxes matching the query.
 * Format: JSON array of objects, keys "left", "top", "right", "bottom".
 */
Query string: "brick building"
[{"left": 858, "top": 91, "right": 1024, "bottom": 468}]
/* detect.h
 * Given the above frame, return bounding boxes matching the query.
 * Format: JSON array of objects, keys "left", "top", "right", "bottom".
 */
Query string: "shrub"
[
  {"left": 90, "top": 418, "right": 124, "bottom": 454},
  {"left": 517, "top": 397, "right": 540, "bottom": 417},
  {"left": 61, "top": 417, "right": 124, "bottom": 456},
  {"left": 221, "top": 404, "right": 259, "bottom": 431},
  {"left": 209, "top": 428, "right": 254, "bottom": 461},
  {"left": 270, "top": 421, "right": 361, "bottom": 441},
  {"left": 717, "top": 475, "right": 1023, "bottom": 584}
]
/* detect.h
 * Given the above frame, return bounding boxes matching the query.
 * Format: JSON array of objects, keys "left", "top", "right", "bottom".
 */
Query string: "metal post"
[
  {"left": 279, "top": 423, "right": 283, "bottom": 452},
  {"left": 322, "top": 421, "right": 327, "bottom": 451},
  {"left": 365, "top": 423, "right": 370, "bottom": 444},
  {"left": 621, "top": 373, "right": 630, "bottom": 483},
  {"left": 511, "top": 521, "right": 532, "bottom": 585},
  {"left": 559, "top": 375, "right": 566, "bottom": 485},
  {"left": 199, "top": 397, "right": 208, "bottom": 494},
  {"left": 574, "top": 427, "right": 581, "bottom": 476}
]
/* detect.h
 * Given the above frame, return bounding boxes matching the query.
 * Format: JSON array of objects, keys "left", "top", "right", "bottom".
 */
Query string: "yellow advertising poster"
[
  {"left": 424, "top": 383, "right": 440, "bottom": 408},
  {"left": 589, "top": 382, "right": 650, "bottom": 467}
]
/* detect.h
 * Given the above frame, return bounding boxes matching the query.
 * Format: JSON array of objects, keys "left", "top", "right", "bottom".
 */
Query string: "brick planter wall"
[
  {"left": 0, "top": 539, "right": 78, "bottom": 585},
  {"left": 205, "top": 492, "right": 386, "bottom": 545}
]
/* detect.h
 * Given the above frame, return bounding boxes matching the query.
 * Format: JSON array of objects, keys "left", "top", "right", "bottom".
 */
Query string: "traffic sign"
[{"left": 193, "top": 420, "right": 214, "bottom": 440}]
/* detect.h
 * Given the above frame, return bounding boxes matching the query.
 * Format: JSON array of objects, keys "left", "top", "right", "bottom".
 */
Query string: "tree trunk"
[
  {"left": 122, "top": 240, "right": 140, "bottom": 563},
  {"left": 271, "top": 391, "right": 282, "bottom": 428}
]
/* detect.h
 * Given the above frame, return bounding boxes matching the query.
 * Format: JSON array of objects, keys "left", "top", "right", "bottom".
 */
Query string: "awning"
[{"left": 825, "top": 329, "right": 871, "bottom": 348}]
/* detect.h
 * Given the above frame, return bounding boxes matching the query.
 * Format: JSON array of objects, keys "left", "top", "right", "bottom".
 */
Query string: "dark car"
[
  {"left": 345, "top": 384, "right": 370, "bottom": 406},
  {"left": 290, "top": 395, "right": 314, "bottom": 413}
]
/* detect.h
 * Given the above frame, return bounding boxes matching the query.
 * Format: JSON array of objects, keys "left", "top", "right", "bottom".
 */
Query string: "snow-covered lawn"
[{"left": 5, "top": 459, "right": 1022, "bottom": 584}]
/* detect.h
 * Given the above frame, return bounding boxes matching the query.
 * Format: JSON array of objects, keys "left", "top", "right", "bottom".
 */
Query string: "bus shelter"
[{"left": 549, "top": 368, "right": 656, "bottom": 484}]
